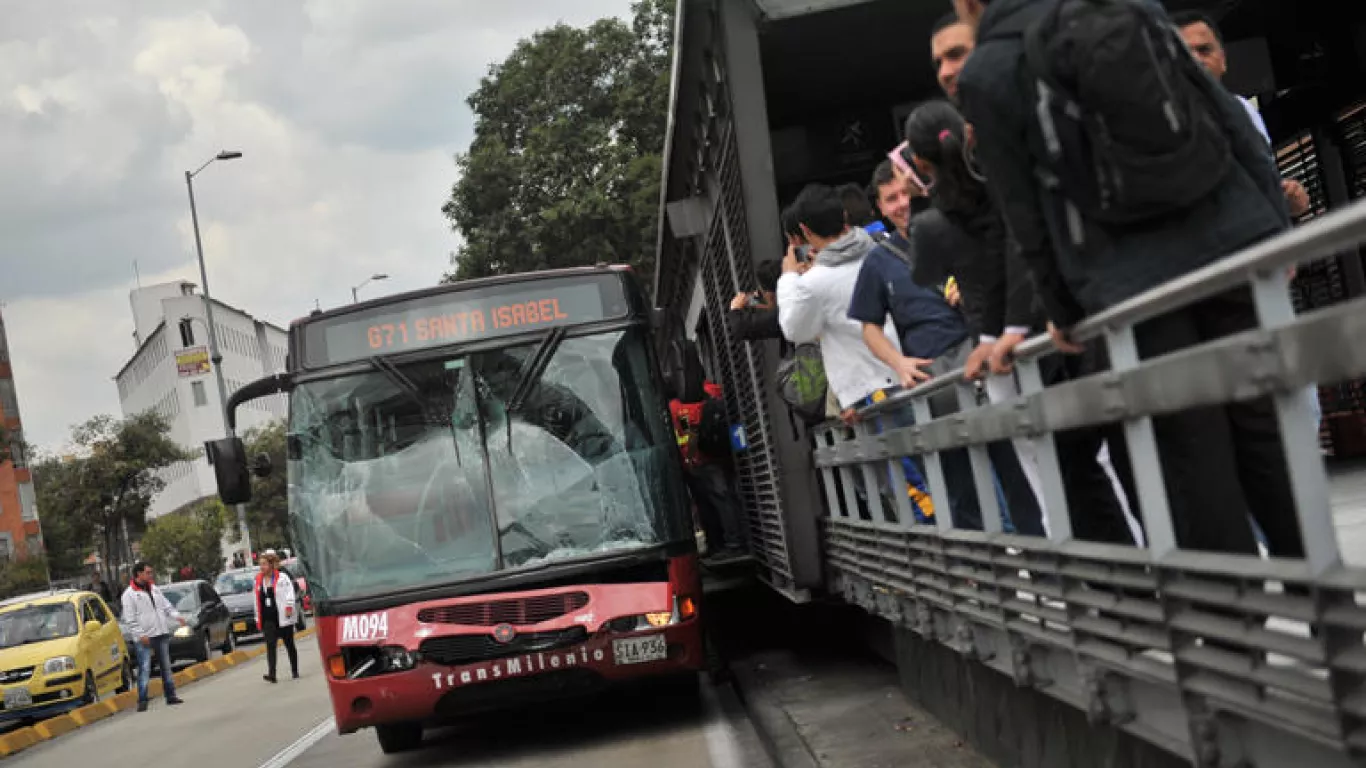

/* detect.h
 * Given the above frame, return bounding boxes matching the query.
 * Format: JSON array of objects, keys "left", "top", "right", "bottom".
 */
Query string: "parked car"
[
  {"left": 159, "top": 580, "right": 234, "bottom": 663},
  {"left": 279, "top": 557, "right": 312, "bottom": 621},
  {"left": 0, "top": 590, "right": 130, "bottom": 724},
  {"left": 214, "top": 569, "right": 261, "bottom": 643}
]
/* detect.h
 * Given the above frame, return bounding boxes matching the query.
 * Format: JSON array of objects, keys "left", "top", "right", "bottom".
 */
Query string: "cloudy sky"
[{"left": 1, "top": 0, "right": 635, "bottom": 452}]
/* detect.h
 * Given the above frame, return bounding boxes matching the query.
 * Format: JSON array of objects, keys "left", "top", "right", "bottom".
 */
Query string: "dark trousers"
[
  {"left": 1040, "top": 350, "right": 1142, "bottom": 545},
  {"left": 263, "top": 622, "right": 298, "bottom": 678},
  {"left": 686, "top": 461, "right": 745, "bottom": 550},
  {"left": 1132, "top": 289, "right": 1302, "bottom": 556}
]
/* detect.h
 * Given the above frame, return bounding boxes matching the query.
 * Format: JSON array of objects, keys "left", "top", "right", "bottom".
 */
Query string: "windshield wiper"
[
  {"left": 506, "top": 327, "right": 567, "bottom": 415},
  {"left": 368, "top": 355, "right": 431, "bottom": 411}
]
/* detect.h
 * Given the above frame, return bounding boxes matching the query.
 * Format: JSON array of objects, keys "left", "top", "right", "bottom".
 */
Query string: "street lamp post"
[
  {"left": 351, "top": 273, "right": 389, "bottom": 303},
  {"left": 185, "top": 150, "right": 253, "bottom": 561}
]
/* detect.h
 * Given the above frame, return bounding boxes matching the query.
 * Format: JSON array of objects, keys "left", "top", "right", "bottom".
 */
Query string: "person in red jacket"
[{"left": 669, "top": 378, "right": 745, "bottom": 558}]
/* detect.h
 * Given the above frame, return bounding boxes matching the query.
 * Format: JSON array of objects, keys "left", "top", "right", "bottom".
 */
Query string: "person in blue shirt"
[{"left": 848, "top": 168, "right": 1042, "bottom": 534}]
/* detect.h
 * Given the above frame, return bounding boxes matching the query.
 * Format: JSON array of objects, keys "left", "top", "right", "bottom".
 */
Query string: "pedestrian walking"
[
  {"left": 256, "top": 551, "right": 300, "bottom": 683},
  {"left": 119, "top": 562, "right": 186, "bottom": 712}
]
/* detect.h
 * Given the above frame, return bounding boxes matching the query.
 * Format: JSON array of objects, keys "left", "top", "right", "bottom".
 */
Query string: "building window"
[
  {"left": 18, "top": 483, "right": 36, "bottom": 522},
  {"left": 179, "top": 318, "right": 196, "bottom": 347},
  {"left": 0, "top": 536, "right": 11, "bottom": 564},
  {"left": 0, "top": 379, "right": 17, "bottom": 418},
  {"left": 7, "top": 430, "right": 24, "bottom": 469},
  {"left": 24, "top": 534, "right": 41, "bottom": 557},
  {"left": 192, "top": 381, "right": 208, "bottom": 407}
]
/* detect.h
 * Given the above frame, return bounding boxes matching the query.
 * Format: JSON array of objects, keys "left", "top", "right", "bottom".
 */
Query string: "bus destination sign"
[{"left": 304, "top": 276, "right": 627, "bottom": 368}]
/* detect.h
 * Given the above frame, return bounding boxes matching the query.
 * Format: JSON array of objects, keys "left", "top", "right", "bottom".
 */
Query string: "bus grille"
[
  {"left": 416, "top": 592, "right": 589, "bottom": 627},
  {"left": 420, "top": 627, "right": 588, "bottom": 666}
]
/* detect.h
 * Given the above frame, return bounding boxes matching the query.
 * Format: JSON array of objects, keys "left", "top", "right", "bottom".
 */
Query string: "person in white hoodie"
[
  {"left": 776, "top": 184, "right": 906, "bottom": 416},
  {"left": 120, "top": 562, "right": 186, "bottom": 712}
]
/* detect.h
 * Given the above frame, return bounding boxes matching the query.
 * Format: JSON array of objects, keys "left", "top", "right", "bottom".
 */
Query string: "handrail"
[{"left": 855, "top": 198, "right": 1366, "bottom": 419}]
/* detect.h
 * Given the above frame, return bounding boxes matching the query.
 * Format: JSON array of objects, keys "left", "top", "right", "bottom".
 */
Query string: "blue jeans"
[
  {"left": 135, "top": 634, "right": 176, "bottom": 702},
  {"left": 861, "top": 391, "right": 1015, "bottom": 532}
]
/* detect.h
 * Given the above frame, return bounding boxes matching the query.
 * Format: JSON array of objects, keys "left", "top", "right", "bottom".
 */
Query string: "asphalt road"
[{"left": 9, "top": 634, "right": 770, "bottom": 768}]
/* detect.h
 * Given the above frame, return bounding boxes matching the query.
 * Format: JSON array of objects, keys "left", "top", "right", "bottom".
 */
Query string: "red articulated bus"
[{"left": 206, "top": 267, "right": 705, "bottom": 753}]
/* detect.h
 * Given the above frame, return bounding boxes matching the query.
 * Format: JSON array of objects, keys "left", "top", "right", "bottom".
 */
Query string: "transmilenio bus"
[{"left": 206, "top": 266, "right": 705, "bottom": 753}]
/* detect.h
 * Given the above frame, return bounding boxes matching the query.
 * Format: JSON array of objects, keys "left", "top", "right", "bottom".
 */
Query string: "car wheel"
[
  {"left": 375, "top": 722, "right": 423, "bottom": 754},
  {"left": 81, "top": 671, "right": 97, "bottom": 706},
  {"left": 221, "top": 628, "right": 235, "bottom": 655},
  {"left": 196, "top": 632, "right": 211, "bottom": 663}
]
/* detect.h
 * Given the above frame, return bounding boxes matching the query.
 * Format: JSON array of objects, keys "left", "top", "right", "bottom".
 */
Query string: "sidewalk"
[{"left": 731, "top": 648, "right": 996, "bottom": 768}]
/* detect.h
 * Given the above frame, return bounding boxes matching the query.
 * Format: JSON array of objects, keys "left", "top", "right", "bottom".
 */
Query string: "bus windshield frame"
[{"left": 283, "top": 276, "right": 691, "bottom": 612}]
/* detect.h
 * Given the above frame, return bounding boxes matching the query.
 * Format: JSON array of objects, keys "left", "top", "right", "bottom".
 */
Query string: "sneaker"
[
  {"left": 136, "top": 700, "right": 148, "bottom": 713},
  {"left": 166, "top": 697, "right": 184, "bottom": 706},
  {"left": 263, "top": 674, "right": 277, "bottom": 684}
]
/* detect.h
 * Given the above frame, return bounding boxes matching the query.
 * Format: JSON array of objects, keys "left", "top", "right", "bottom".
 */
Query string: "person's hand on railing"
[
  {"left": 988, "top": 331, "right": 1028, "bottom": 375},
  {"left": 893, "top": 354, "right": 935, "bottom": 389},
  {"left": 963, "top": 341, "right": 993, "bottom": 381},
  {"left": 1047, "top": 322, "right": 1085, "bottom": 355}
]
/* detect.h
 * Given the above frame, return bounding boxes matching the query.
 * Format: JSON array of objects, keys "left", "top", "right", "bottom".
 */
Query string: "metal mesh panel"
[
  {"left": 1279, "top": 131, "right": 1366, "bottom": 454},
  {"left": 694, "top": 122, "right": 795, "bottom": 590}
]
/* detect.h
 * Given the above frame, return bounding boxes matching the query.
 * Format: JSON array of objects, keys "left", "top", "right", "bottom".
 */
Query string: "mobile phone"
[{"left": 794, "top": 244, "right": 812, "bottom": 264}]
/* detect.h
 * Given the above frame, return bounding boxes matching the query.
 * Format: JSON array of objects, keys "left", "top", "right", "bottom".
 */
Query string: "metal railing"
[{"left": 810, "top": 199, "right": 1366, "bottom": 766}]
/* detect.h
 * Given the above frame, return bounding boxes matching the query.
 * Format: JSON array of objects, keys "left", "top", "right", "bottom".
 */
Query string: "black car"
[
  {"left": 215, "top": 569, "right": 261, "bottom": 641},
  {"left": 160, "top": 580, "right": 234, "bottom": 663}
]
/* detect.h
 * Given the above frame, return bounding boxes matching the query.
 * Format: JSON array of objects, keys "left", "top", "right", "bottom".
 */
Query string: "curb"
[
  {"left": 728, "top": 661, "right": 821, "bottom": 768},
  {"left": 0, "top": 625, "right": 317, "bottom": 760}
]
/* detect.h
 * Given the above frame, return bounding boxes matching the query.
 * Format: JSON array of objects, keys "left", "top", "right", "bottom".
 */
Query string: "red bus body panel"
[{"left": 316, "top": 554, "right": 703, "bottom": 734}]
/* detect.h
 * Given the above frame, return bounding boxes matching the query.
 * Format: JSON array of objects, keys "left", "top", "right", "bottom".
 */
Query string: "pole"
[
  {"left": 351, "top": 286, "right": 359, "bottom": 304},
  {"left": 185, "top": 169, "right": 253, "bottom": 561}
]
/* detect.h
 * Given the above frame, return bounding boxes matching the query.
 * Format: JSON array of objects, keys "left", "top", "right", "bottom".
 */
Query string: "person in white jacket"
[
  {"left": 776, "top": 184, "right": 904, "bottom": 416},
  {"left": 120, "top": 562, "right": 186, "bottom": 711},
  {"left": 255, "top": 551, "right": 300, "bottom": 683}
]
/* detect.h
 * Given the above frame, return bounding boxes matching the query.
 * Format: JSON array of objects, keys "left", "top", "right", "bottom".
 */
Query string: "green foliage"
[
  {"left": 139, "top": 500, "right": 228, "bottom": 581},
  {"left": 442, "top": 0, "right": 675, "bottom": 281},
  {"left": 0, "top": 557, "right": 49, "bottom": 601},
  {"left": 242, "top": 420, "right": 290, "bottom": 551},
  {"left": 30, "top": 411, "right": 192, "bottom": 581}
]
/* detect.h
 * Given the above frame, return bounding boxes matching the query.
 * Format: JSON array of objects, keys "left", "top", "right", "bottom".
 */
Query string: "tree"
[
  {"left": 442, "top": 0, "right": 675, "bottom": 281},
  {"left": 31, "top": 412, "right": 191, "bottom": 584},
  {"left": 242, "top": 420, "right": 290, "bottom": 551},
  {"left": 139, "top": 500, "right": 228, "bottom": 581},
  {"left": 29, "top": 456, "right": 98, "bottom": 578},
  {"left": 0, "top": 557, "right": 50, "bottom": 601}
]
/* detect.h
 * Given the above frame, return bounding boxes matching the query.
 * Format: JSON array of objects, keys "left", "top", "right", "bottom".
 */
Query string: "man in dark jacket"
[
  {"left": 727, "top": 259, "right": 783, "bottom": 342},
  {"left": 954, "top": 0, "right": 1301, "bottom": 557}
]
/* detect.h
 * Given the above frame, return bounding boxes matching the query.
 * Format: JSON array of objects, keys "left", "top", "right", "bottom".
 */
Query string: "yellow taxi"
[{"left": 0, "top": 589, "right": 130, "bottom": 724}]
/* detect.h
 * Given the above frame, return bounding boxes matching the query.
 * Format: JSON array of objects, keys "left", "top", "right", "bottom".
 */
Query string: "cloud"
[{"left": 0, "top": 0, "right": 635, "bottom": 451}]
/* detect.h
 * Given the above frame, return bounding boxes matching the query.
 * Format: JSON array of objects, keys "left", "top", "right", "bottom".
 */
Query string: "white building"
[{"left": 115, "top": 280, "right": 288, "bottom": 523}]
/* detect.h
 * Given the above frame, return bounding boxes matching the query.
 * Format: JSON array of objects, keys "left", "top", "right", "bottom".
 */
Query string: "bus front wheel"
[{"left": 375, "top": 722, "right": 423, "bottom": 754}]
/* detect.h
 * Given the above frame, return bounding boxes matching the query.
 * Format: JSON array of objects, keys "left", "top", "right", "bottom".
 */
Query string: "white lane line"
[
  {"left": 257, "top": 716, "right": 336, "bottom": 768},
  {"left": 700, "top": 682, "right": 750, "bottom": 768}
]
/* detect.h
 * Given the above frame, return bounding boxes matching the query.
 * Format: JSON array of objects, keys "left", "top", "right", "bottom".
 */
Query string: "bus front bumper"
[{"left": 328, "top": 621, "right": 703, "bottom": 734}]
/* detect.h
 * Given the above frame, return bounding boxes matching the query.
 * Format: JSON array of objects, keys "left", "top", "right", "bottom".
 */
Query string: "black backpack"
[
  {"left": 997, "top": 0, "right": 1232, "bottom": 239},
  {"left": 694, "top": 396, "right": 732, "bottom": 458}
]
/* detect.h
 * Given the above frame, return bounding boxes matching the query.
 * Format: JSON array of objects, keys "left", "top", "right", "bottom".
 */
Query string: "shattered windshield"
[{"left": 287, "top": 327, "right": 690, "bottom": 603}]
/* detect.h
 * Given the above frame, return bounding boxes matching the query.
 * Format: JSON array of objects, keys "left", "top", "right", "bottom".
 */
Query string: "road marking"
[
  {"left": 257, "top": 717, "right": 335, "bottom": 768},
  {"left": 700, "top": 682, "right": 750, "bottom": 768}
]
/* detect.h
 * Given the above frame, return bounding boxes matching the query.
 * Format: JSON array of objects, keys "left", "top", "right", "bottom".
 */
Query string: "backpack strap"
[{"left": 873, "top": 231, "right": 914, "bottom": 268}]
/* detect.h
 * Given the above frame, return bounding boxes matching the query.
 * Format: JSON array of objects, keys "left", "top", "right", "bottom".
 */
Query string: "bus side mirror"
[{"left": 205, "top": 437, "right": 253, "bottom": 505}]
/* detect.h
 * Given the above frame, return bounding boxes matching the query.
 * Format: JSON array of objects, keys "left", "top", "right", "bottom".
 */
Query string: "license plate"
[
  {"left": 4, "top": 689, "right": 32, "bottom": 709},
  {"left": 612, "top": 634, "right": 668, "bottom": 666},
  {"left": 233, "top": 621, "right": 247, "bottom": 632}
]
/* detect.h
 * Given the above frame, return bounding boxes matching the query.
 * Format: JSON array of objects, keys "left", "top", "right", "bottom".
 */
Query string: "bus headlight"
[{"left": 608, "top": 595, "right": 696, "bottom": 633}]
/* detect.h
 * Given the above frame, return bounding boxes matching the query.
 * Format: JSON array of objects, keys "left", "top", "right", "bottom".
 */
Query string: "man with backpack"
[{"left": 954, "top": 0, "right": 1302, "bottom": 557}]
